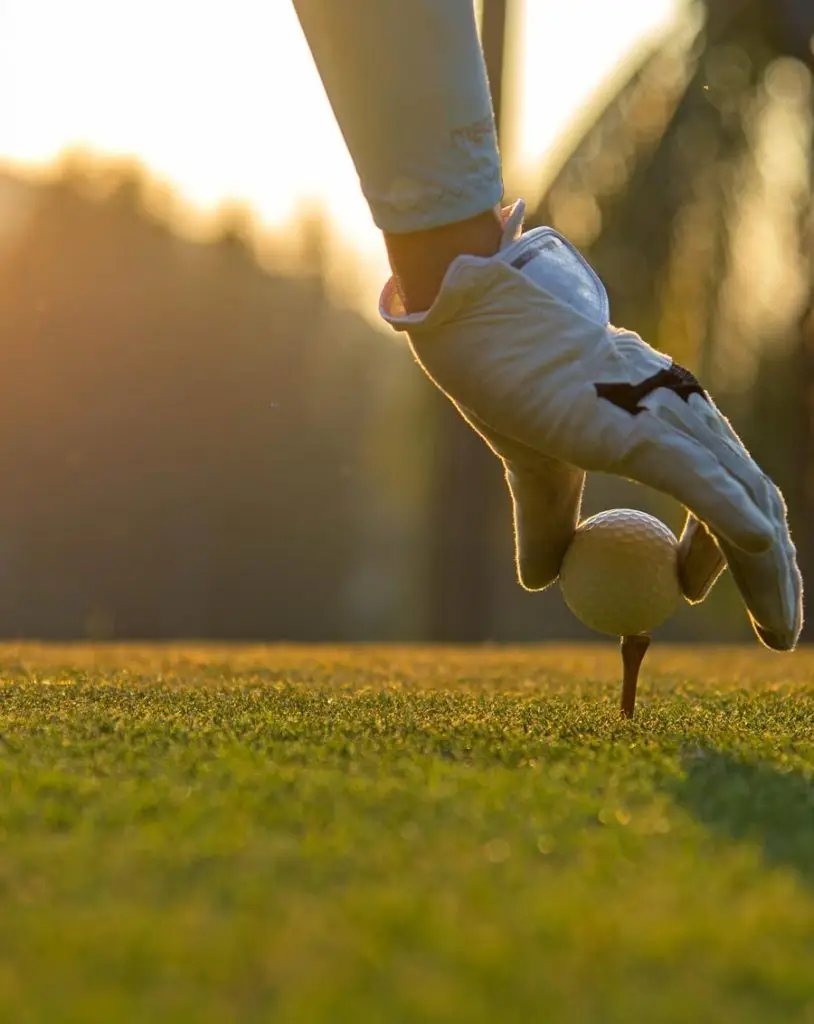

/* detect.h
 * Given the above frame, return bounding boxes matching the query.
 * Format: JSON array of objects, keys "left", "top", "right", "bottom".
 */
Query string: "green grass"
[{"left": 1, "top": 644, "right": 814, "bottom": 1022}]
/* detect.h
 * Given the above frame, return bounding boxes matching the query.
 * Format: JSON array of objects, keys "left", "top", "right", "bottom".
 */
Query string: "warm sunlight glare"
[
  {"left": 1, "top": 0, "right": 679, "bottom": 298},
  {"left": 511, "top": 0, "right": 679, "bottom": 202}
]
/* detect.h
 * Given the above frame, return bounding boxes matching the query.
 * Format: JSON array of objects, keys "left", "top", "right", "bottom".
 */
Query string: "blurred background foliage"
[{"left": 0, "top": 0, "right": 811, "bottom": 643}]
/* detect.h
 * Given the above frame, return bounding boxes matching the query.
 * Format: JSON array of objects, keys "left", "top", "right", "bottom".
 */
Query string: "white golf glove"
[{"left": 380, "top": 201, "right": 803, "bottom": 650}]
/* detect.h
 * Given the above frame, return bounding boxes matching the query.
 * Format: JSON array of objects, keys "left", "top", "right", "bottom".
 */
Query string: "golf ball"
[{"left": 559, "top": 509, "right": 681, "bottom": 636}]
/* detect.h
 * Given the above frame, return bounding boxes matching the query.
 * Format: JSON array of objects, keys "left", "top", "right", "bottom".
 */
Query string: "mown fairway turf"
[{"left": 1, "top": 644, "right": 813, "bottom": 1023}]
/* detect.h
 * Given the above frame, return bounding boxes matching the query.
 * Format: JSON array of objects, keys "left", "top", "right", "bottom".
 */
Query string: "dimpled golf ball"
[{"left": 559, "top": 509, "right": 681, "bottom": 636}]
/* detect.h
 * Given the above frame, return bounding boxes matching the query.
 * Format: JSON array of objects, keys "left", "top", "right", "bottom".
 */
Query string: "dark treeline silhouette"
[
  {"left": 530, "top": 0, "right": 814, "bottom": 638},
  {"left": 2, "top": 0, "right": 810, "bottom": 653},
  {"left": 0, "top": 160, "right": 426, "bottom": 640}
]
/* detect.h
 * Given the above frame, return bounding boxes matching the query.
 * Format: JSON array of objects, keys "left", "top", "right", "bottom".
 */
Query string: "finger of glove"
[
  {"left": 677, "top": 513, "right": 727, "bottom": 603},
  {"left": 706, "top": 419, "right": 803, "bottom": 644},
  {"left": 625, "top": 409, "right": 800, "bottom": 648},
  {"left": 624, "top": 422, "right": 773, "bottom": 553},
  {"left": 717, "top": 534, "right": 803, "bottom": 650},
  {"left": 715, "top": 474, "right": 802, "bottom": 649},
  {"left": 644, "top": 391, "right": 802, "bottom": 647}
]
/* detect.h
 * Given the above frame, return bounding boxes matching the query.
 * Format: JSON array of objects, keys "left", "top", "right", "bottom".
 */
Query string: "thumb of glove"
[{"left": 504, "top": 455, "right": 585, "bottom": 590}]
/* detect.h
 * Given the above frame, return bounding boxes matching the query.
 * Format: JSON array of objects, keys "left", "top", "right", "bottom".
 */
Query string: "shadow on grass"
[{"left": 669, "top": 748, "right": 814, "bottom": 884}]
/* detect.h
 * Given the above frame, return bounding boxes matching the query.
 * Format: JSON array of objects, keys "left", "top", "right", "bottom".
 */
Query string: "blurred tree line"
[
  {"left": 0, "top": 0, "right": 809, "bottom": 644},
  {"left": 526, "top": 0, "right": 814, "bottom": 641},
  {"left": 0, "top": 159, "right": 432, "bottom": 640}
]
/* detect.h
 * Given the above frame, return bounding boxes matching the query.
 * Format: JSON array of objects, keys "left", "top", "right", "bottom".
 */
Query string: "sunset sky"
[{"left": 0, "top": 1, "right": 679, "bottom": 304}]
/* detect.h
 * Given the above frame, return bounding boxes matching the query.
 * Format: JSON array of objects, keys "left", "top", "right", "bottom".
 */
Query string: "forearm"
[{"left": 292, "top": 0, "right": 503, "bottom": 234}]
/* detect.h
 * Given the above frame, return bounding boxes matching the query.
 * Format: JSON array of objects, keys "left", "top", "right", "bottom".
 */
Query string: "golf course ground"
[{"left": 0, "top": 643, "right": 812, "bottom": 1022}]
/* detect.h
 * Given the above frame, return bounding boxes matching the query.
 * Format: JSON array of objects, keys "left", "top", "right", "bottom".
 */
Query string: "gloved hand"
[{"left": 380, "top": 201, "right": 803, "bottom": 650}]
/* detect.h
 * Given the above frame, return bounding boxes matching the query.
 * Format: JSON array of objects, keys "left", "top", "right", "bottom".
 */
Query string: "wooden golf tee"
[{"left": 620, "top": 634, "right": 651, "bottom": 719}]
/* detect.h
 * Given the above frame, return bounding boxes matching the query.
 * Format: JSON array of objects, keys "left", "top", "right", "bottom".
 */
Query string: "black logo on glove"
[{"left": 594, "top": 362, "right": 707, "bottom": 416}]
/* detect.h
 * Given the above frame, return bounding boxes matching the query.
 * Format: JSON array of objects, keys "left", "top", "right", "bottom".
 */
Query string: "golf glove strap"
[{"left": 380, "top": 201, "right": 803, "bottom": 651}]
